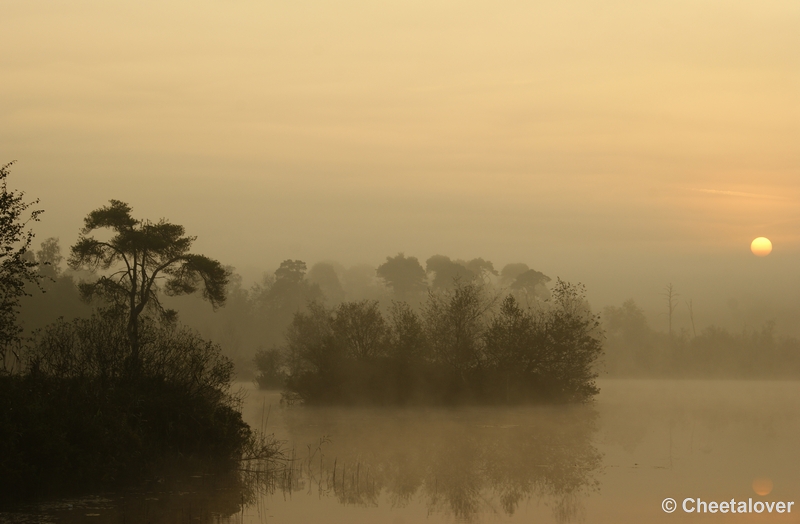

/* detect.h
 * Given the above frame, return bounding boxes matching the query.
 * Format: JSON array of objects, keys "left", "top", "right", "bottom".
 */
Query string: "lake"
[{"left": 5, "top": 379, "right": 800, "bottom": 523}]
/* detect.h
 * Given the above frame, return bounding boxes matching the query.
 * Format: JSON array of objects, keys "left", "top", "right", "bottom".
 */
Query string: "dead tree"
[{"left": 661, "top": 284, "right": 679, "bottom": 338}]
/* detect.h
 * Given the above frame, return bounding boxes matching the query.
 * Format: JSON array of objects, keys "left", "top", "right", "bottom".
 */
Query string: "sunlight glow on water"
[{"left": 753, "top": 477, "right": 774, "bottom": 496}]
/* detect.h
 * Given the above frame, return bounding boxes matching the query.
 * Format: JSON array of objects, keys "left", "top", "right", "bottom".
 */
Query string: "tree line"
[
  {"left": 258, "top": 278, "right": 603, "bottom": 404},
  {"left": 603, "top": 298, "right": 800, "bottom": 378},
  {"left": 168, "top": 252, "right": 554, "bottom": 378},
  {"left": 18, "top": 247, "right": 556, "bottom": 379},
  {"left": 6, "top": 195, "right": 603, "bottom": 407}
]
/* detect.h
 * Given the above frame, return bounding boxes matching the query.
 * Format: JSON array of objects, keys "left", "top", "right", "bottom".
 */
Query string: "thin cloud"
[{"left": 684, "top": 188, "right": 790, "bottom": 201}]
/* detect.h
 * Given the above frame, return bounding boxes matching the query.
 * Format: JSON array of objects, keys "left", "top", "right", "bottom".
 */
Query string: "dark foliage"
[
  {"left": 253, "top": 347, "right": 287, "bottom": 389},
  {"left": 0, "top": 310, "right": 254, "bottom": 500},
  {"left": 281, "top": 279, "right": 603, "bottom": 405},
  {"left": 333, "top": 300, "right": 387, "bottom": 360},
  {"left": 510, "top": 269, "right": 551, "bottom": 295},
  {"left": 68, "top": 200, "right": 230, "bottom": 367},
  {"left": 0, "top": 162, "right": 44, "bottom": 372},
  {"left": 249, "top": 260, "right": 324, "bottom": 349},
  {"left": 376, "top": 253, "right": 427, "bottom": 301},
  {"left": 425, "top": 255, "right": 477, "bottom": 291}
]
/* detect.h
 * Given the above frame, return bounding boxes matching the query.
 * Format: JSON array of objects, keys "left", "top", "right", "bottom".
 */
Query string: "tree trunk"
[{"left": 128, "top": 253, "right": 140, "bottom": 375}]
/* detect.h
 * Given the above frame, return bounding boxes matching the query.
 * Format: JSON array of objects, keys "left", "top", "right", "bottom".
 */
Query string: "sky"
[{"left": 2, "top": 1, "right": 799, "bottom": 331}]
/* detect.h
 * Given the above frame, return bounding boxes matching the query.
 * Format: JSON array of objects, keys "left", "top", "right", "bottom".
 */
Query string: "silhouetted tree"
[
  {"left": 499, "top": 263, "right": 529, "bottom": 287},
  {"left": 35, "top": 237, "right": 62, "bottom": 279},
  {"left": 537, "top": 279, "right": 603, "bottom": 400},
  {"left": 462, "top": 258, "right": 498, "bottom": 282},
  {"left": 275, "top": 259, "right": 307, "bottom": 283},
  {"left": 386, "top": 301, "right": 427, "bottom": 361},
  {"left": 484, "top": 284, "right": 603, "bottom": 403},
  {"left": 68, "top": 200, "right": 229, "bottom": 369},
  {"left": 662, "top": 283, "right": 679, "bottom": 338},
  {"left": 282, "top": 276, "right": 603, "bottom": 404},
  {"left": 510, "top": 269, "right": 549, "bottom": 290},
  {"left": 0, "top": 162, "right": 43, "bottom": 371},
  {"left": 483, "top": 296, "right": 534, "bottom": 400},
  {"left": 258, "top": 260, "right": 322, "bottom": 310},
  {"left": 253, "top": 347, "right": 287, "bottom": 389},
  {"left": 510, "top": 269, "right": 551, "bottom": 298},
  {"left": 251, "top": 259, "right": 323, "bottom": 348},
  {"left": 333, "top": 300, "right": 387, "bottom": 360},
  {"left": 308, "top": 262, "right": 346, "bottom": 304},
  {"left": 285, "top": 301, "right": 338, "bottom": 376},
  {"left": 425, "top": 255, "right": 476, "bottom": 291},
  {"left": 376, "top": 253, "right": 427, "bottom": 300},
  {"left": 423, "top": 280, "right": 493, "bottom": 375}
]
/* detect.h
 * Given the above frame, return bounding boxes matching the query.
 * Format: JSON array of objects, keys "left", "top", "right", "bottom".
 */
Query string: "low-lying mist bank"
[
  {"left": 603, "top": 300, "right": 800, "bottom": 378},
  {"left": 18, "top": 244, "right": 800, "bottom": 390}
]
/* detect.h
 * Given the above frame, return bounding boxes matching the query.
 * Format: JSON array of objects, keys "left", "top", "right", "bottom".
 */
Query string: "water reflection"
[
  {"left": 15, "top": 380, "right": 800, "bottom": 523},
  {"left": 1, "top": 463, "right": 264, "bottom": 524},
  {"left": 279, "top": 404, "right": 602, "bottom": 522}
]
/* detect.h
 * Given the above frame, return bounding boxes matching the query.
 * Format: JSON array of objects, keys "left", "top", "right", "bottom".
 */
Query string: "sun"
[{"left": 751, "top": 237, "right": 772, "bottom": 257}]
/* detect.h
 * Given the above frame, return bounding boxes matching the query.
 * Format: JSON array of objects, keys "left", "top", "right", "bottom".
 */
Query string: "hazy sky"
[{"left": 3, "top": 1, "right": 799, "bottom": 326}]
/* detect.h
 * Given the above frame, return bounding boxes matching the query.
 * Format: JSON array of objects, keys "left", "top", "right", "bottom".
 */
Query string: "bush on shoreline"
[{"left": 0, "top": 309, "right": 274, "bottom": 500}]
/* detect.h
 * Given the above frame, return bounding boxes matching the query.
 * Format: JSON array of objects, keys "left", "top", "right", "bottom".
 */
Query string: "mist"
[{"left": 3, "top": 0, "right": 799, "bottom": 521}]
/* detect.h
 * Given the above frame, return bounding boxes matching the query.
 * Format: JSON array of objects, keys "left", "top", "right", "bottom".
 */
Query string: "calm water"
[{"left": 5, "top": 379, "right": 800, "bottom": 523}]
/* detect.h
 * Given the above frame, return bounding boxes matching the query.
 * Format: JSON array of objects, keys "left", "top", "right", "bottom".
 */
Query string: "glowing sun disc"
[{"left": 751, "top": 237, "right": 772, "bottom": 257}]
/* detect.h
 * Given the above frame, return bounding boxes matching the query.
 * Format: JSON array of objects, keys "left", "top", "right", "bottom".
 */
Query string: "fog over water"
[
  {"left": 2, "top": 1, "right": 799, "bottom": 522},
  {"left": 5, "top": 380, "right": 799, "bottom": 523}
]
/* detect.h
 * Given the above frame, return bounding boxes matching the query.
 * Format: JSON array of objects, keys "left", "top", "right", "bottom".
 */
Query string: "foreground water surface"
[{"left": 5, "top": 379, "right": 800, "bottom": 523}]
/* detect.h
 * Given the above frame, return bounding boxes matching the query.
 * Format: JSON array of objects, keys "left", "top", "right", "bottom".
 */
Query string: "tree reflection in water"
[
  {"left": 1, "top": 406, "right": 599, "bottom": 523},
  {"left": 1, "top": 449, "right": 293, "bottom": 524},
  {"left": 277, "top": 404, "right": 602, "bottom": 522}
]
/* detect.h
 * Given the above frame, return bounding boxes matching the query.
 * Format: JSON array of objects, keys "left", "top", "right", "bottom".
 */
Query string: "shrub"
[
  {"left": 0, "top": 308, "right": 256, "bottom": 499},
  {"left": 254, "top": 347, "right": 287, "bottom": 389}
]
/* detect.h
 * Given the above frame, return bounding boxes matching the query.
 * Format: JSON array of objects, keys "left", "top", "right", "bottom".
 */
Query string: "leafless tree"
[{"left": 661, "top": 283, "right": 679, "bottom": 338}]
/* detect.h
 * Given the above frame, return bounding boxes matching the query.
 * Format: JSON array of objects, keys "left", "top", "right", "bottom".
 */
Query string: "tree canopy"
[
  {"left": 279, "top": 279, "right": 603, "bottom": 404},
  {"left": 425, "top": 255, "right": 475, "bottom": 290},
  {"left": 69, "top": 200, "right": 229, "bottom": 363},
  {"left": 510, "top": 269, "right": 551, "bottom": 295},
  {"left": 376, "top": 253, "right": 427, "bottom": 300},
  {"left": 0, "top": 162, "right": 43, "bottom": 371}
]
